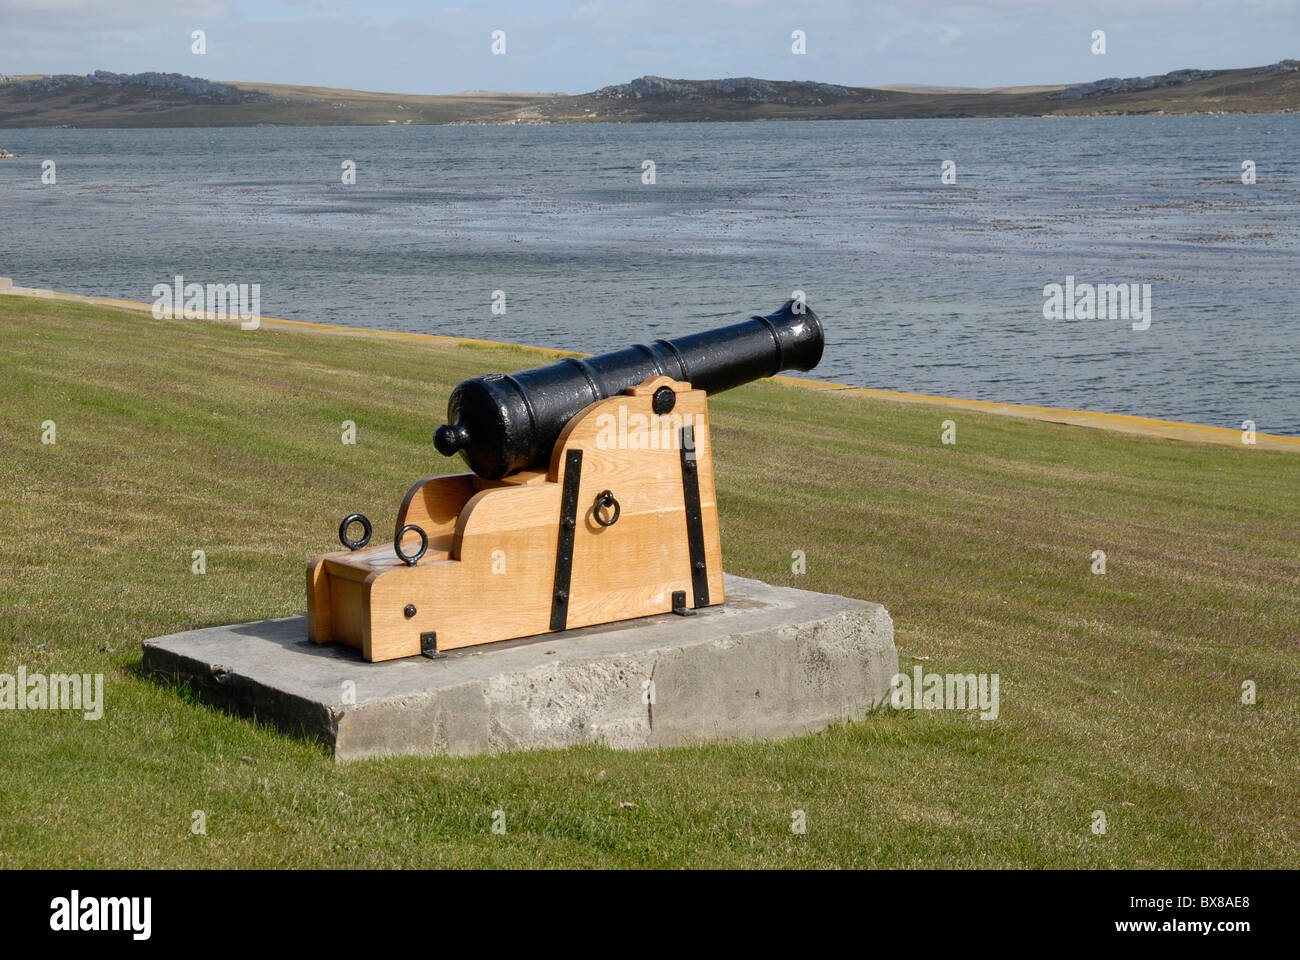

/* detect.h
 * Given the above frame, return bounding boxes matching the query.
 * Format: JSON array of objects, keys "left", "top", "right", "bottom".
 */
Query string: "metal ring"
[
  {"left": 338, "top": 513, "right": 372, "bottom": 550},
  {"left": 394, "top": 523, "right": 429, "bottom": 566},
  {"left": 593, "top": 490, "right": 620, "bottom": 527}
]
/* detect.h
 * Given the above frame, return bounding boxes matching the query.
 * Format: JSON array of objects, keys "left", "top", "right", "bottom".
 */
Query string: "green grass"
[{"left": 1, "top": 298, "right": 1296, "bottom": 868}]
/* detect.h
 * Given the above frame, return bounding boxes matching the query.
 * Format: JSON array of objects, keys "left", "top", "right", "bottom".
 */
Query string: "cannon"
[
  {"left": 307, "top": 301, "right": 825, "bottom": 661},
  {"left": 435, "top": 302, "right": 824, "bottom": 479}
]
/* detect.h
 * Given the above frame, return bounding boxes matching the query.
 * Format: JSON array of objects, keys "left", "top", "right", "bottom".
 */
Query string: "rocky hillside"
[
  {"left": 1049, "top": 60, "right": 1298, "bottom": 100},
  {"left": 590, "top": 76, "right": 858, "bottom": 104},
  {"left": 9, "top": 70, "right": 274, "bottom": 103},
  {"left": 0, "top": 71, "right": 550, "bottom": 127},
  {"left": 506, "top": 61, "right": 1300, "bottom": 122}
]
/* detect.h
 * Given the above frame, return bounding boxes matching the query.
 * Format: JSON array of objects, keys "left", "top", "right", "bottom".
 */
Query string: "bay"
[{"left": 2, "top": 116, "right": 1296, "bottom": 433}]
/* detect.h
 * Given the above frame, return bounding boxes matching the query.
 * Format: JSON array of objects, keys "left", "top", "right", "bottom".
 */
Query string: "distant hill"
[
  {"left": 1, "top": 62, "right": 1296, "bottom": 128},
  {"left": 504, "top": 62, "right": 1300, "bottom": 122},
  {"left": 0, "top": 71, "right": 552, "bottom": 127}
]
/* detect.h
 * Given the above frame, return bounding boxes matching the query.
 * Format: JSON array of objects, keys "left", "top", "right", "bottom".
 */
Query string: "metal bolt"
[
  {"left": 555, "top": 589, "right": 568, "bottom": 603},
  {"left": 404, "top": 604, "right": 416, "bottom": 618},
  {"left": 652, "top": 385, "right": 676, "bottom": 415}
]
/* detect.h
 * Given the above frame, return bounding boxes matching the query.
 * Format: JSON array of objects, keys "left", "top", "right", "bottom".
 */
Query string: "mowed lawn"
[{"left": 0, "top": 297, "right": 1296, "bottom": 868}]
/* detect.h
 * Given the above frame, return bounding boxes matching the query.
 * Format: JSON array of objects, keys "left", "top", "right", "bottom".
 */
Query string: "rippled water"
[{"left": 2, "top": 117, "right": 1297, "bottom": 433}]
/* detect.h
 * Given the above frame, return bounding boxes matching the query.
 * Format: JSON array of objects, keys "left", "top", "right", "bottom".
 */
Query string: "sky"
[{"left": 1, "top": 0, "right": 1296, "bottom": 95}]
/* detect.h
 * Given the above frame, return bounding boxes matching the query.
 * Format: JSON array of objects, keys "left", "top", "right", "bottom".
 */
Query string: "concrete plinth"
[{"left": 141, "top": 575, "right": 896, "bottom": 760}]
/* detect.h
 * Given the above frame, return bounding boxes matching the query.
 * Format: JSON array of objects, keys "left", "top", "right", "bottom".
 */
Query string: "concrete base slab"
[{"left": 141, "top": 575, "right": 896, "bottom": 760}]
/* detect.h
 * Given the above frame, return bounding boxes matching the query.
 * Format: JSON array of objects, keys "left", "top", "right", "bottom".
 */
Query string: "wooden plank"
[
  {"left": 306, "top": 556, "right": 331, "bottom": 643},
  {"left": 394, "top": 473, "right": 477, "bottom": 540}
]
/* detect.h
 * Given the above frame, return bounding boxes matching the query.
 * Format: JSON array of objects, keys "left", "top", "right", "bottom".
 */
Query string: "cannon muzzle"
[{"left": 435, "top": 300, "right": 824, "bottom": 479}]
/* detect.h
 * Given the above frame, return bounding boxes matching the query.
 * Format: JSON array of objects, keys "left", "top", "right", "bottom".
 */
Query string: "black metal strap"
[
  {"left": 679, "top": 426, "right": 710, "bottom": 608},
  {"left": 550, "top": 449, "right": 583, "bottom": 631},
  {"left": 420, "top": 631, "right": 446, "bottom": 660}
]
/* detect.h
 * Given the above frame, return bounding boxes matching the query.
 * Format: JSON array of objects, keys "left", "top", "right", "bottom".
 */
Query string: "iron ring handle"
[
  {"left": 339, "top": 513, "right": 372, "bottom": 551},
  {"left": 593, "top": 490, "right": 620, "bottom": 527},
  {"left": 395, "top": 524, "right": 429, "bottom": 566}
]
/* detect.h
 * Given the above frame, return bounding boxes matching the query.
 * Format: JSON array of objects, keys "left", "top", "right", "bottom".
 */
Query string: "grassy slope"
[{"left": 0, "top": 298, "right": 1296, "bottom": 868}]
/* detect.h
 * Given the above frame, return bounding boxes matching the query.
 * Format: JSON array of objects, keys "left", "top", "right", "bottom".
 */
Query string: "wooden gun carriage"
[{"left": 307, "top": 301, "right": 824, "bottom": 662}]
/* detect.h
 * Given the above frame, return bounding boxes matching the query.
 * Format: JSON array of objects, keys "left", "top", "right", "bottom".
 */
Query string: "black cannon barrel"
[{"left": 434, "top": 300, "right": 825, "bottom": 479}]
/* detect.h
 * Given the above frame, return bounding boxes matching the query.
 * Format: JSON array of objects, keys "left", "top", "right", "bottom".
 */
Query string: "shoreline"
[
  {"left": 3, "top": 278, "right": 1296, "bottom": 453},
  {"left": 3, "top": 110, "right": 1296, "bottom": 131}
]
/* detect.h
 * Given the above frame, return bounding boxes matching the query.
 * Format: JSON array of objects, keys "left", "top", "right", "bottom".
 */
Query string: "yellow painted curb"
[
  {"left": 773, "top": 375, "right": 1298, "bottom": 452},
  {"left": 7, "top": 283, "right": 1297, "bottom": 453}
]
